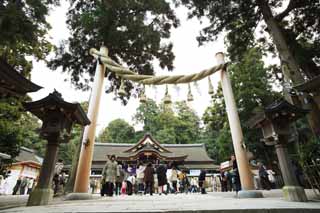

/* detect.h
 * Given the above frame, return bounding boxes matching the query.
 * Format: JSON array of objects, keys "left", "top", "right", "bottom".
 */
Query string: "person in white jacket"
[
  {"left": 170, "top": 166, "right": 178, "bottom": 193},
  {"left": 136, "top": 163, "right": 146, "bottom": 193}
]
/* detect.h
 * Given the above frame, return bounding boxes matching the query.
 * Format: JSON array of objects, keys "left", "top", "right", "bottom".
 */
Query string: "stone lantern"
[
  {"left": 24, "top": 90, "right": 90, "bottom": 206},
  {"left": 248, "top": 99, "right": 308, "bottom": 202}
]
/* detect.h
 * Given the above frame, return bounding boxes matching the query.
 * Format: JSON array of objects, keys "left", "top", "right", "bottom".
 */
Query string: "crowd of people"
[
  {"left": 0, "top": 175, "right": 35, "bottom": 195},
  {"left": 98, "top": 155, "right": 208, "bottom": 197},
  {"left": 0, "top": 159, "right": 66, "bottom": 196}
]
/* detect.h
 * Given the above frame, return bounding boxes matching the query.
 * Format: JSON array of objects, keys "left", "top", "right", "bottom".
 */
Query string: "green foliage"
[
  {"left": 98, "top": 119, "right": 135, "bottom": 143},
  {"left": 134, "top": 99, "right": 201, "bottom": 144},
  {"left": 58, "top": 101, "right": 88, "bottom": 164},
  {"left": 202, "top": 48, "right": 279, "bottom": 162},
  {"left": 0, "top": 0, "right": 59, "bottom": 74},
  {"left": 0, "top": 96, "right": 46, "bottom": 175},
  {"left": 49, "top": 0, "right": 180, "bottom": 96},
  {"left": 177, "top": 0, "right": 320, "bottom": 76},
  {"left": 58, "top": 124, "right": 83, "bottom": 165}
]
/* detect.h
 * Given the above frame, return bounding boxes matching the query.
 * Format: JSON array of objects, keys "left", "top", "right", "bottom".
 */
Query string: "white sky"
[{"left": 29, "top": 1, "right": 228, "bottom": 135}]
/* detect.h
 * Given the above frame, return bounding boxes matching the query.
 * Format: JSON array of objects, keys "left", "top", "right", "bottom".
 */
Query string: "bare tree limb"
[{"left": 274, "top": 0, "right": 305, "bottom": 22}]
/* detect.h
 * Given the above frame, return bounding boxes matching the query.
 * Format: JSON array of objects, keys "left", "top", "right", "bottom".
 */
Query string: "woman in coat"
[
  {"left": 156, "top": 164, "right": 167, "bottom": 195},
  {"left": 102, "top": 155, "right": 119, "bottom": 197},
  {"left": 144, "top": 163, "right": 154, "bottom": 195}
]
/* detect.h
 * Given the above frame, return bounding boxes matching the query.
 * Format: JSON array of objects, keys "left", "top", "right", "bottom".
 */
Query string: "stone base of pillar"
[
  {"left": 27, "top": 188, "right": 53, "bottom": 206},
  {"left": 237, "top": 190, "right": 263, "bottom": 198},
  {"left": 65, "top": 192, "right": 93, "bottom": 201},
  {"left": 283, "top": 185, "right": 308, "bottom": 202}
]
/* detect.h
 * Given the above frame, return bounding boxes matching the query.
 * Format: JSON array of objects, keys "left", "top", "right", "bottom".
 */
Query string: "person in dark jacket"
[
  {"left": 198, "top": 170, "right": 207, "bottom": 194},
  {"left": 258, "top": 162, "right": 271, "bottom": 190},
  {"left": 156, "top": 164, "right": 167, "bottom": 195},
  {"left": 12, "top": 177, "right": 22, "bottom": 195},
  {"left": 144, "top": 163, "right": 154, "bottom": 195},
  {"left": 231, "top": 154, "right": 241, "bottom": 193},
  {"left": 220, "top": 171, "right": 228, "bottom": 192}
]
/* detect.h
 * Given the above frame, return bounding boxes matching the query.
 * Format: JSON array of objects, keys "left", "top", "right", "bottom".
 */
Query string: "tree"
[
  {"left": 49, "top": 0, "right": 180, "bottom": 97},
  {"left": 0, "top": 0, "right": 59, "bottom": 74},
  {"left": 134, "top": 98, "right": 160, "bottom": 135},
  {"left": 0, "top": 96, "right": 47, "bottom": 176},
  {"left": 174, "top": 101, "right": 200, "bottom": 144},
  {"left": 203, "top": 48, "right": 279, "bottom": 163},
  {"left": 178, "top": 0, "right": 320, "bottom": 135},
  {"left": 58, "top": 101, "right": 88, "bottom": 164},
  {"left": 133, "top": 99, "right": 201, "bottom": 144},
  {"left": 98, "top": 119, "right": 135, "bottom": 143}
]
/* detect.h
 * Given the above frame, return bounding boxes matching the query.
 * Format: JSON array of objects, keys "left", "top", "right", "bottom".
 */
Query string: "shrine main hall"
[{"left": 89, "top": 134, "right": 218, "bottom": 176}]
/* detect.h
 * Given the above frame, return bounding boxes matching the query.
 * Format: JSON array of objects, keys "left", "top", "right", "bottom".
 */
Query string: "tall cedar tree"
[
  {"left": 178, "top": 0, "right": 320, "bottom": 136},
  {"left": 49, "top": 0, "right": 180, "bottom": 102},
  {"left": 0, "top": 0, "right": 59, "bottom": 74}
]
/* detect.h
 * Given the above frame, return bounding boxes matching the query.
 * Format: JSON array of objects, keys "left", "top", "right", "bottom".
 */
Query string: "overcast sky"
[{"left": 29, "top": 1, "right": 227, "bottom": 135}]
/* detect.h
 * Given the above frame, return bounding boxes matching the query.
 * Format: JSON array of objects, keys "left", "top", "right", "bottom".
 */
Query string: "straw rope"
[{"left": 90, "top": 48, "right": 227, "bottom": 85}]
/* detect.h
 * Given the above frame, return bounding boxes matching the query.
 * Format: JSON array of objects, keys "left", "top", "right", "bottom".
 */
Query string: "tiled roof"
[
  {"left": 15, "top": 147, "right": 43, "bottom": 164},
  {"left": 93, "top": 143, "right": 214, "bottom": 163}
]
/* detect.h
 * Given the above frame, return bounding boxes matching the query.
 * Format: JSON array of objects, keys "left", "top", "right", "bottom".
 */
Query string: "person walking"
[
  {"left": 220, "top": 171, "right": 228, "bottom": 192},
  {"left": 115, "top": 164, "right": 124, "bottom": 195},
  {"left": 27, "top": 178, "right": 34, "bottom": 194},
  {"left": 144, "top": 163, "right": 154, "bottom": 195},
  {"left": 0, "top": 175, "right": 5, "bottom": 195},
  {"left": 231, "top": 155, "right": 241, "bottom": 193},
  {"left": 180, "top": 170, "right": 190, "bottom": 194},
  {"left": 126, "top": 173, "right": 135, "bottom": 195},
  {"left": 170, "top": 166, "right": 179, "bottom": 193},
  {"left": 258, "top": 162, "right": 271, "bottom": 190},
  {"left": 199, "top": 170, "right": 207, "bottom": 194},
  {"left": 156, "top": 164, "right": 167, "bottom": 195},
  {"left": 12, "top": 177, "right": 21, "bottom": 195},
  {"left": 190, "top": 177, "right": 197, "bottom": 193},
  {"left": 102, "top": 155, "right": 119, "bottom": 197},
  {"left": 136, "top": 163, "right": 145, "bottom": 194},
  {"left": 20, "top": 177, "right": 28, "bottom": 195}
]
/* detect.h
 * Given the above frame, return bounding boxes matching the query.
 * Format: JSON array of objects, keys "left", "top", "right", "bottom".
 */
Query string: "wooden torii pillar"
[
  {"left": 73, "top": 46, "right": 108, "bottom": 194},
  {"left": 216, "top": 53, "right": 262, "bottom": 198}
]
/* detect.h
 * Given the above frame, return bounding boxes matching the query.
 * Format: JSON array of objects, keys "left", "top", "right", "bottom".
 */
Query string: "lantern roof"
[
  {"left": 0, "top": 59, "right": 42, "bottom": 97},
  {"left": 248, "top": 99, "right": 309, "bottom": 129},
  {"left": 23, "top": 90, "right": 90, "bottom": 126},
  {"left": 294, "top": 75, "right": 320, "bottom": 93}
]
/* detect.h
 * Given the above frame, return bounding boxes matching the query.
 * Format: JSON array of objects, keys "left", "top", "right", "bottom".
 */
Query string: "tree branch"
[{"left": 274, "top": 0, "right": 304, "bottom": 22}]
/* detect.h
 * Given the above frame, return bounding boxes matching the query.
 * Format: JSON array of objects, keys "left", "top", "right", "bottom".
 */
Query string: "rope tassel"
[
  {"left": 187, "top": 83, "right": 193, "bottom": 102},
  {"left": 118, "top": 78, "right": 126, "bottom": 96},
  {"left": 208, "top": 77, "right": 214, "bottom": 95},
  {"left": 139, "top": 85, "right": 147, "bottom": 103},
  {"left": 163, "top": 85, "right": 172, "bottom": 105}
]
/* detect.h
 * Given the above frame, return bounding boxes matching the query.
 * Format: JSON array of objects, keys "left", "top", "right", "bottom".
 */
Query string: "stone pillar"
[
  {"left": 73, "top": 46, "right": 107, "bottom": 193},
  {"left": 275, "top": 143, "right": 307, "bottom": 202},
  {"left": 27, "top": 138, "right": 59, "bottom": 206}
]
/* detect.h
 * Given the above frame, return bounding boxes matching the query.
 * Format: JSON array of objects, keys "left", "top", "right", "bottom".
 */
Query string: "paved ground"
[{"left": 0, "top": 190, "right": 319, "bottom": 213}]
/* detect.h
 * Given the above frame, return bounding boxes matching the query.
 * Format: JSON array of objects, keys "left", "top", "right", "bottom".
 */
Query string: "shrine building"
[{"left": 90, "top": 134, "right": 218, "bottom": 175}]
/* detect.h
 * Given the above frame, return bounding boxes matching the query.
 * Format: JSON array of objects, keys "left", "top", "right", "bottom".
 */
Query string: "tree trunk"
[
  {"left": 64, "top": 127, "right": 85, "bottom": 194},
  {"left": 257, "top": 0, "right": 320, "bottom": 136}
]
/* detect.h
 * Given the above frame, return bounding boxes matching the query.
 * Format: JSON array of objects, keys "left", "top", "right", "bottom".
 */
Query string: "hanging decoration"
[
  {"left": 193, "top": 81, "right": 201, "bottom": 96},
  {"left": 187, "top": 83, "right": 194, "bottom": 102},
  {"left": 173, "top": 84, "right": 180, "bottom": 97},
  {"left": 118, "top": 78, "right": 126, "bottom": 96},
  {"left": 139, "top": 85, "right": 147, "bottom": 103},
  {"left": 208, "top": 77, "right": 214, "bottom": 95},
  {"left": 163, "top": 85, "right": 172, "bottom": 105},
  {"left": 151, "top": 85, "right": 157, "bottom": 101}
]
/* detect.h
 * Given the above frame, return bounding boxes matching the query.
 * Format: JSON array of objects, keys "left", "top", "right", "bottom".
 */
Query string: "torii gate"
[{"left": 73, "top": 46, "right": 262, "bottom": 198}]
